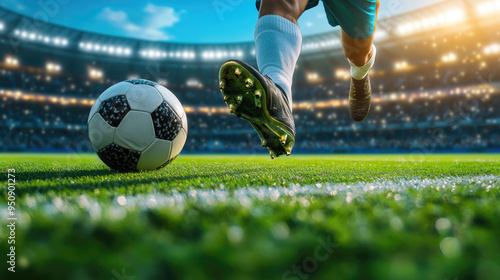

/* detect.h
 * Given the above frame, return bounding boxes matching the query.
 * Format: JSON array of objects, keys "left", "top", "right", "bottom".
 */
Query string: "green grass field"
[{"left": 1, "top": 154, "right": 499, "bottom": 280}]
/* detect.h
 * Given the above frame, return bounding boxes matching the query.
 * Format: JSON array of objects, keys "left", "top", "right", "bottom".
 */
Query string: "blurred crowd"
[{"left": 1, "top": 28, "right": 499, "bottom": 153}]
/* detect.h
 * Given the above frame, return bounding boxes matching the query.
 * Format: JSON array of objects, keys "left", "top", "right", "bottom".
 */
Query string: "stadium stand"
[{"left": 0, "top": 0, "right": 499, "bottom": 153}]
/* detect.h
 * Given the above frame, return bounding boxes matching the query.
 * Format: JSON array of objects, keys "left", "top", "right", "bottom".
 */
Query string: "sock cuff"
[{"left": 255, "top": 15, "right": 301, "bottom": 38}]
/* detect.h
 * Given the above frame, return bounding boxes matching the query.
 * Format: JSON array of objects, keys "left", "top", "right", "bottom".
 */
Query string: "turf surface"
[{"left": 1, "top": 154, "right": 499, "bottom": 279}]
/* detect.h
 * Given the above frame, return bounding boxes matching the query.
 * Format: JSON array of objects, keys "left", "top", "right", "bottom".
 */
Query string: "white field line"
[{"left": 9, "top": 175, "right": 498, "bottom": 222}]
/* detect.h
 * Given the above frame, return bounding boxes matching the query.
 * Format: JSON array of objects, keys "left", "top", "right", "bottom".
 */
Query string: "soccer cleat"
[
  {"left": 219, "top": 60, "right": 295, "bottom": 158},
  {"left": 349, "top": 76, "right": 372, "bottom": 122}
]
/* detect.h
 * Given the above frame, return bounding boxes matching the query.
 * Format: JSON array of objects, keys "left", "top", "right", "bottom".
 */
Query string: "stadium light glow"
[
  {"left": 306, "top": 72, "right": 320, "bottom": 82},
  {"left": 335, "top": 69, "right": 350, "bottom": 80},
  {"left": 201, "top": 49, "right": 243, "bottom": 61},
  {"left": 394, "top": 61, "right": 409, "bottom": 70},
  {"left": 139, "top": 49, "right": 195, "bottom": 60},
  {"left": 484, "top": 43, "right": 500, "bottom": 55},
  {"left": 89, "top": 68, "right": 104, "bottom": 79},
  {"left": 302, "top": 39, "right": 340, "bottom": 53},
  {"left": 441, "top": 52, "right": 457, "bottom": 63},
  {"left": 13, "top": 29, "right": 69, "bottom": 47},
  {"left": 157, "top": 78, "right": 168, "bottom": 85},
  {"left": 396, "top": 9, "right": 466, "bottom": 36},
  {"left": 374, "top": 29, "right": 388, "bottom": 42},
  {"left": 79, "top": 41, "right": 132, "bottom": 57},
  {"left": 477, "top": 0, "right": 500, "bottom": 15},
  {"left": 5, "top": 56, "right": 19, "bottom": 66},
  {"left": 186, "top": 79, "right": 202, "bottom": 87},
  {"left": 46, "top": 62, "right": 61, "bottom": 72},
  {"left": 0, "top": 22, "right": 4, "bottom": 31}
]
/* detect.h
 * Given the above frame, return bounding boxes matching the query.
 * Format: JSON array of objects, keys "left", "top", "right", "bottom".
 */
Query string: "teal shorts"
[
  {"left": 256, "top": 0, "right": 379, "bottom": 40},
  {"left": 322, "top": 0, "right": 379, "bottom": 40}
]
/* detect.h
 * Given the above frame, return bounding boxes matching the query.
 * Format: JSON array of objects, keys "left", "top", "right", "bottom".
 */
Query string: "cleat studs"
[
  {"left": 229, "top": 104, "right": 235, "bottom": 113},
  {"left": 219, "top": 80, "right": 225, "bottom": 90},
  {"left": 223, "top": 96, "right": 228, "bottom": 102},
  {"left": 235, "top": 68, "right": 242, "bottom": 76},
  {"left": 261, "top": 140, "right": 267, "bottom": 147},
  {"left": 286, "top": 152, "right": 291, "bottom": 156},
  {"left": 280, "top": 135, "right": 287, "bottom": 146},
  {"left": 245, "top": 78, "right": 253, "bottom": 88},
  {"left": 285, "top": 145, "right": 292, "bottom": 156},
  {"left": 255, "top": 90, "right": 261, "bottom": 99},
  {"left": 236, "top": 95, "right": 243, "bottom": 104}
]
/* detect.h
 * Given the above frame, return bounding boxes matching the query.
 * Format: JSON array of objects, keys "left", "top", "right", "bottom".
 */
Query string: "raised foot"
[{"left": 219, "top": 60, "right": 295, "bottom": 158}]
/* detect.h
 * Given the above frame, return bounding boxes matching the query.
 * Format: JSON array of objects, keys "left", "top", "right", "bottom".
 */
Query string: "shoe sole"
[{"left": 219, "top": 61, "right": 295, "bottom": 158}]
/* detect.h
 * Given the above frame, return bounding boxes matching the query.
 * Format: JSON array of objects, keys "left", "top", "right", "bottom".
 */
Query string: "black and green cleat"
[
  {"left": 349, "top": 76, "right": 372, "bottom": 122},
  {"left": 219, "top": 60, "right": 295, "bottom": 158}
]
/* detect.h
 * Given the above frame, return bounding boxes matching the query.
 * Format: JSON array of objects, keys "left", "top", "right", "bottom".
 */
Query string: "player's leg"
[
  {"left": 341, "top": 30, "right": 375, "bottom": 71},
  {"left": 255, "top": 0, "right": 309, "bottom": 107},
  {"left": 322, "top": 0, "right": 379, "bottom": 121},
  {"left": 343, "top": 29, "right": 377, "bottom": 122},
  {"left": 219, "top": 0, "right": 310, "bottom": 158}
]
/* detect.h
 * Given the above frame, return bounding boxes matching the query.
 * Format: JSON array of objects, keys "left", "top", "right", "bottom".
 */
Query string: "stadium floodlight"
[
  {"left": 157, "top": 78, "right": 168, "bottom": 85},
  {"left": 79, "top": 42, "right": 132, "bottom": 56},
  {"left": 397, "top": 9, "right": 465, "bottom": 36},
  {"left": 335, "top": 69, "right": 350, "bottom": 80},
  {"left": 477, "top": 0, "right": 500, "bottom": 15},
  {"left": 0, "top": 22, "right": 4, "bottom": 31},
  {"left": 89, "top": 68, "right": 104, "bottom": 79},
  {"left": 46, "top": 62, "right": 61, "bottom": 72},
  {"left": 187, "top": 79, "right": 202, "bottom": 87},
  {"left": 394, "top": 61, "right": 409, "bottom": 70},
  {"left": 5, "top": 56, "right": 19, "bottom": 66},
  {"left": 441, "top": 52, "right": 457, "bottom": 63},
  {"left": 307, "top": 72, "right": 320, "bottom": 82},
  {"left": 374, "top": 29, "right": 388, "bottom": 42},
  {"left": 484, "top": 43, "right": 500, "bottom": 55}
]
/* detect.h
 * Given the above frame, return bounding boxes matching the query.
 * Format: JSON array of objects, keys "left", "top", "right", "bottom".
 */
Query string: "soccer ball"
[{"left": 87, "top": 79, "right": 187, "bottom": 172}]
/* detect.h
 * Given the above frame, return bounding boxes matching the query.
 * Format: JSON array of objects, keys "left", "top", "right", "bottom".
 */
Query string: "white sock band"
[
  {"left": 254, "top": 15, "right": 302, "bottom": 109},
  {"left": 349, "top": 45, "right": 377, "bottom": 80}
]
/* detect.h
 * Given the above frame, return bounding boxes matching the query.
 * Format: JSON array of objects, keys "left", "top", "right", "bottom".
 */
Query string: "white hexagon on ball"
[
  {"left": 126, "top": 85, "right": 163, "bottom": 113},
  {"left": 115, "top": 111, "right": 156, "bottom": 152},
  {"left": 98, "top": 81, "right": 133, "bottom": 102}
]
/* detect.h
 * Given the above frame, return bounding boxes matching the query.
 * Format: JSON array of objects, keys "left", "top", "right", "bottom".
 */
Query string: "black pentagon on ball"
[
  {"left": 125, "top": 79, "right": 158, "bottom": 86},
  {"left": 151, "top": 101, "right": 182, "bottom": 141},
  {"left": 98, "top": 95, "right": 131, "bottom": 127},
  {"left": 97, "top": 143, "right": 140, "bottom": 172}
]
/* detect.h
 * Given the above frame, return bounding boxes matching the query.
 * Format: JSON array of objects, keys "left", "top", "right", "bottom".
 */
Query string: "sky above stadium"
[{"left": 1, "top": 0, "right": 443, "bottom": 43}]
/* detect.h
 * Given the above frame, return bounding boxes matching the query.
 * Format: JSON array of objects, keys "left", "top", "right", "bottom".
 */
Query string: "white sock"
[
  {"left": 348, "top": 45, "right": 377, "bottom": 80},
  {"left": 254, "top": 15, "right": 302, "bottom": 109}
]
